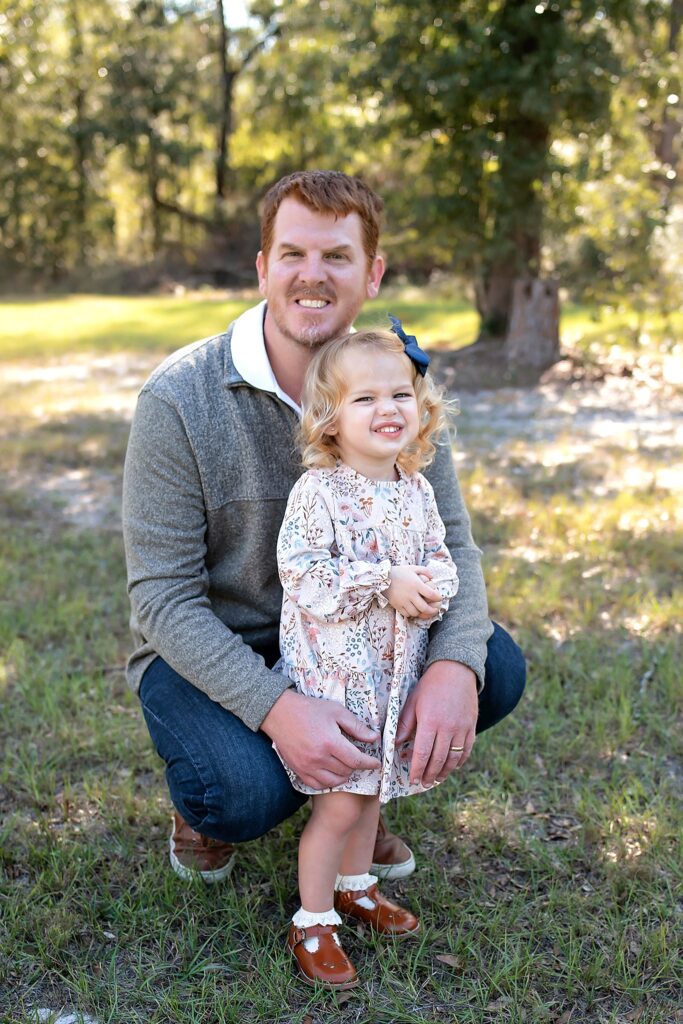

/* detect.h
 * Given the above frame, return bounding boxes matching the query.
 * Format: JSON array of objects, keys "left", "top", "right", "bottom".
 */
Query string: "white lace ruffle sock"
[
  {"left": 335, "top": 873, "right": 379, "bottom": 910},
  {"left": 335, "top": 872, "right": 377, "bottom": 892},
  {"left": 291, "top": 907, "right": 342, "bottom": 953}
]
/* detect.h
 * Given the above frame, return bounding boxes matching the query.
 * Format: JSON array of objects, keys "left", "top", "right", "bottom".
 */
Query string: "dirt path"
[{"left": 3, "top": 351, "right": 682, "bottom": 530}]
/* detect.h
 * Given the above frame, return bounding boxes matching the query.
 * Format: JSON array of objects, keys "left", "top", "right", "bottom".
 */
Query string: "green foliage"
[{"left": 0, "top": 0, "right": 680, "bottom": 322}]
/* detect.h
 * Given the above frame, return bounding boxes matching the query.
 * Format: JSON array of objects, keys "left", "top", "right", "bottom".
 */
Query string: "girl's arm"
[{"left": 277, "top": 475, "right": 392, "bottom": 623}]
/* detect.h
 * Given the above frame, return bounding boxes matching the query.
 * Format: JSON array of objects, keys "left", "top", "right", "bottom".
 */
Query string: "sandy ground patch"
[{"left": 2, "top": 351, "right": 682, "bottom": 530}]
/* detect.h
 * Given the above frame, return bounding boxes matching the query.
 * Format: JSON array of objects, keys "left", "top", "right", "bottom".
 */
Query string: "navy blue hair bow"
[{"left": 388, "top": 315, "right": 431, "bottom": 377}]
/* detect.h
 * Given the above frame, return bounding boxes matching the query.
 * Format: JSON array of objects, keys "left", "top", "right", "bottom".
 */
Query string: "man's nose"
[{"left": 297, "top": 254, "right": 327, "bottom": 285}]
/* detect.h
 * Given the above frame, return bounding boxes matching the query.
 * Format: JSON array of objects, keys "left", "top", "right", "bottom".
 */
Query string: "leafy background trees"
[{"left": 0, "top": 0, "right": 680, "bottom": 357}]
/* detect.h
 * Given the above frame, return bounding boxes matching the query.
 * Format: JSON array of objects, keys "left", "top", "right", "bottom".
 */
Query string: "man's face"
[{"left": 256, "top": 198, "right": 384, "bottom": 350}]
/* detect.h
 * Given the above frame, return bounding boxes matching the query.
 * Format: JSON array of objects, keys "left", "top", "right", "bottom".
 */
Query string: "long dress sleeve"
[{"left": 277, "top": 473, "right": 392, "bottom": 623}]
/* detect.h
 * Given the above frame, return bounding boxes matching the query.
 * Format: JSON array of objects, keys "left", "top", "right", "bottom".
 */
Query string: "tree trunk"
[
  {"left": 215, "top": 0, "right": 233, "bottom": 201},
  {"left": 68, "top": 0, "right": 88, "bottom": 266},
  {"left": 504, "top": 278, "right": 560, "bottom": 369},
  {"left": 475, "top": 263, "right": 517, "bottom": 340},
  {"left": 654, "top": 0, "right": 682, "bottom": 212}
]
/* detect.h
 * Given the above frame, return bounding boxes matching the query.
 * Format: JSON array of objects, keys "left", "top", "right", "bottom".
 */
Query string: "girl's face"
[{"left": 328, "top": 346, "right": 420, "bottom": 480}]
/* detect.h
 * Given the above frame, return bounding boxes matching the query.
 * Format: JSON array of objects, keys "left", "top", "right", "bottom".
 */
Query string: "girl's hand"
[{"left": 384, "top": 565, "right": 443, "bottom": 619}]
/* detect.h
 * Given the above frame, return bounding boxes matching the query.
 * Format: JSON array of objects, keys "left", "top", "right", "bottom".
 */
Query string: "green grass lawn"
[
  {"left": 1, "top": 290, "right": 680, "bottom": 362},
  {"left": 0, "top": 294, "right": 681, "bottom": 1023}
]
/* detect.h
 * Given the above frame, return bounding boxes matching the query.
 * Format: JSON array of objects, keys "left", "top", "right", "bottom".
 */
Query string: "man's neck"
[
  {"left": 263, "top": 333, "right": 312, "bottom": 408},
  {"left": 262, "top": 305, "right": 353, "bottom": 407}
]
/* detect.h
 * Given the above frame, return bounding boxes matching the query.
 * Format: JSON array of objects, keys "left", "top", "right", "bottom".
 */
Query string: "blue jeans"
[{"left": 138, "top": 622, "right": 525, "bottom": 843}]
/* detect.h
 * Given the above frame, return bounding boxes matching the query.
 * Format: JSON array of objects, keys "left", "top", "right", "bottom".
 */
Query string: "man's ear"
[
  {"left": 366, "top": 253, "right": 385, "bottom": 300},
  {"left": 256, "top": 251, "right": 267, "bottom": 296}
]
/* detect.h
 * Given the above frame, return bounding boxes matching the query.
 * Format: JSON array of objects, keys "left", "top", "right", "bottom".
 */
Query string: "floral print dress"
[{"left": 275, "top": 461, "right": 459, "bottom": 803}]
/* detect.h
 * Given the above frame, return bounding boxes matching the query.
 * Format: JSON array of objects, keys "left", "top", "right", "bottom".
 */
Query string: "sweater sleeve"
[
  {"left": 122, "top": 390, "right": 291, "bottom": 731},
  {"left": 423, "top": 431, "right": 493, "bottom": 687},
  {"left": 410, "top": 477, "right": 460, "bottom": 630},
  {"left": 277, "top": 474, "right": 392, "bottom": 623}
]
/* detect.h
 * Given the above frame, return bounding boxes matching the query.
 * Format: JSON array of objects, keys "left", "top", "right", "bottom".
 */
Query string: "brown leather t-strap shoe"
[
  {"left": 334, "top": 884, "right": 420, "bottom": 938},
  {"left": 370, "top": 812, "right": 416, "bottom": 880},
  {"left": 169, "top": 812, "right": 236, "bottom": 883},
  {"left": 287, "top": 923, "right": 359, "bottom": 989}
]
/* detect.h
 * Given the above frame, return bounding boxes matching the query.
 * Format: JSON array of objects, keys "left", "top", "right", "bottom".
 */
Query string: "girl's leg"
[
  {"left": 332, "top": 797, "right": 420, "bottom": 938},
  {"left": 289, "top": 792, "right": 368, "bottom": 990},
  {"left": 338, "top": 795, "right": 381, "bottom": 877},
  {"left": 298, "top": 791, "right": 369, "bottom": 912}
]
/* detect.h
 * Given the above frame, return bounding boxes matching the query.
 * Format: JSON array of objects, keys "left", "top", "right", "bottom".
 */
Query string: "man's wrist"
[
  {"left": 424, "top": 657, "right": 482, "bottom": 692},
  {"left": 260, "top": 685, "right": 297, "bottom": 739}
]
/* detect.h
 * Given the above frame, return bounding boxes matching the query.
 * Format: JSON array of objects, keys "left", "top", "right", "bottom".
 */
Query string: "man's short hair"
[{"left": 260, "top": 170, "right": 384, "bottom": 269}]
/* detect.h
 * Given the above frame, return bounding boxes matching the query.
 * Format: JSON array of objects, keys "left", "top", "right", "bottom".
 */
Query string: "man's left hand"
[{"left": 395, "top": 660, "right": 478, "bottom": 787}]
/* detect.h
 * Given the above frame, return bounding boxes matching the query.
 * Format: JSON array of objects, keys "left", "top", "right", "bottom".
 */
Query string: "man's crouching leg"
[{"left": 138, "top": 656, "right": 308, "bottom": 882}]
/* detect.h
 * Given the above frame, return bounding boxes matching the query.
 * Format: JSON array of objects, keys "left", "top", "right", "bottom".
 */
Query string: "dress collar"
[{"left": 335, "top": 459, "right": 408, "bottom": 487}]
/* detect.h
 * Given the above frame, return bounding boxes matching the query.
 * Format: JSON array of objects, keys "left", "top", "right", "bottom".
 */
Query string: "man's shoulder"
[{"left": 141, "top": 330, "right": 234, "bottom": 404}]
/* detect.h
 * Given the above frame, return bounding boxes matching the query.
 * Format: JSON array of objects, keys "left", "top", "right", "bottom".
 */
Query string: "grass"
[{"left": 0, "top": 292, "right": 681, "bottom": 1023}]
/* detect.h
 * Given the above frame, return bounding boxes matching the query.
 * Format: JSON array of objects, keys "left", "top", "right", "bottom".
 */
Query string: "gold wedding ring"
[{"left": 450, "top": 745, "right": 465, "bottom": 752}]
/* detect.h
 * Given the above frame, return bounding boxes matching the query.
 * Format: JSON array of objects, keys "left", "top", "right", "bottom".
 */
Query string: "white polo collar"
[{"left": 230, "top": 300, "right": 302, "bottom": 416}]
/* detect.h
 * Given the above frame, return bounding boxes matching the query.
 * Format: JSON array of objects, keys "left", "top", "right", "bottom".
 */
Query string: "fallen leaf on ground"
[{"left": 435, "top": 953, "right": 461, "bottom": 968}]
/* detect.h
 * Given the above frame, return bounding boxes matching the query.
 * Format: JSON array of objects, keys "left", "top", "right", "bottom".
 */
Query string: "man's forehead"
[{"left": 272, "top": 198, "right": 364, "bottom": 247}]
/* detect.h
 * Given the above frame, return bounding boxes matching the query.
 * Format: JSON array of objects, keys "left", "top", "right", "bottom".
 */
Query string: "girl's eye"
[
  {"left": 395, "top": 392, "right": 412, "bottom": 399},
  {"left": 354, "top": 396, "right": 373, "bottom": 403}
]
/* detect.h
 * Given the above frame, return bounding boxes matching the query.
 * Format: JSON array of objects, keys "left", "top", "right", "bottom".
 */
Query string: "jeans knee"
[
  {"left": 505, "top": 639, "right": 527, "bottom": 714},
  {"left": 180, "top": 765, "right": 306, "bottom": 844},
  {"left": 478, "top": 623, "right": 527, "bottom": 733}
]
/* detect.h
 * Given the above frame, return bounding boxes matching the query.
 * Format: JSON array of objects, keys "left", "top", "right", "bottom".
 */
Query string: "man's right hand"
[{"left": 260, "top": 689, "right": 381, "bottom": 789}]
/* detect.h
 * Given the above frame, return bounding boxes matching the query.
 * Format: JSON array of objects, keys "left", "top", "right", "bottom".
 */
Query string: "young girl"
[{"left": 275, "top": 319, "right": 459, "bottom": 989}]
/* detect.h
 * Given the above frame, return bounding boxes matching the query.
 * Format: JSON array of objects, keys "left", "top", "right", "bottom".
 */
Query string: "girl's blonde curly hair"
[{"left": 299, "top": 329, "right": 452, "bottom": 475}]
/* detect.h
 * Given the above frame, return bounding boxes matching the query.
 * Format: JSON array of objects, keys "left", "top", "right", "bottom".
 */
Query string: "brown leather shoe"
[
  {"left": 370, "top": 813, "right": 415, "bottom": 880},
  {"left": 169, "top": 812, "right": 236, "bottom": 883},
  {"left": 287, "top": 923, "right": 359, "bottom": 989},
  {"left": 334, "top": 884, "right": 420, "bottom": 938}
]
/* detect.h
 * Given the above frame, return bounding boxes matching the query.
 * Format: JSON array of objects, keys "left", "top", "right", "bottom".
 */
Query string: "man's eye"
[
  {"left": 327, "top": 252, "right": 347, "bottom": 260},
  {"left": 283, "top": 251, "right": 302, "bottom": 258}
]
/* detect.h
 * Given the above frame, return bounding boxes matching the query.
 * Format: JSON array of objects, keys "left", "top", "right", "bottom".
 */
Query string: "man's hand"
[
  {"left": 395, "top": 661, "right": 478, "bottom": 787},
  {"left": 384, "top": 565, "right": 442, "bottom": 619},
  {"left": 261, "top": 689, "right": 381, "bottom": 790}
]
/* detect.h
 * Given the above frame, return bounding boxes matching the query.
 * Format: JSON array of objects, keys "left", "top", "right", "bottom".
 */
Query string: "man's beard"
[
  {"left": 272, "top": 286, "right": 348, "bottom": 349},
  {"left": 282, "top": 322, "right": 339, "bottom": 348}
]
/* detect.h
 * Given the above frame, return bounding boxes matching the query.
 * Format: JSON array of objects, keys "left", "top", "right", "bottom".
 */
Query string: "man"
[{"left": 122, "top": 170, "right": 525, "bottom": 884}]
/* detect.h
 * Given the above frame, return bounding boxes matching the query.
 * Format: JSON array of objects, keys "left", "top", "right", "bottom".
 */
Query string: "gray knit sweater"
[{"left": 122, "top": 317, "right": 492, "bottom": 731}]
